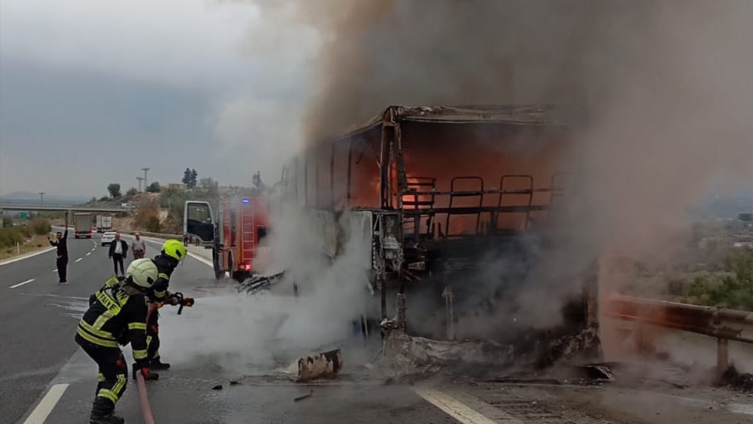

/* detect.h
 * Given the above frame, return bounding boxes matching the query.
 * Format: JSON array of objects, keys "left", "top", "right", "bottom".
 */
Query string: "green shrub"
[
  {"left": 29, "top": 217, "right": 51, "bottom": 235},
  {"left": 684, "top": 247, "right": 753, "bottom": 311},
  {"left": 145, "top": 216, "right": 161, "bottom": 233},
  {"left": 0, "top": 227, "right": 25, "bottom": 249}
]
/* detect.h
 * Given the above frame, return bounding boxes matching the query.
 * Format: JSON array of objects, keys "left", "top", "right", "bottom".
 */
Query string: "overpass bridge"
[{"left": 0, "top": 204, "right": 131, "bottom": 213}]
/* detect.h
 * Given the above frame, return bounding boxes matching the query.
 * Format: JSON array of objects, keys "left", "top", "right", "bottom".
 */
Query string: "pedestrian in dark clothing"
[
  {"left": 49, "top": 228, "right": 69, "bottom": 284},
  {"left": 108, "top": 233, "right": 129, "bottom": 276}
]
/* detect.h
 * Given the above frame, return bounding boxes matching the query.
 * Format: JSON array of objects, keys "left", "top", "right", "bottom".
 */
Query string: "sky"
[{"left": 0, "top": 0, "right": 315, "bottom": 197}]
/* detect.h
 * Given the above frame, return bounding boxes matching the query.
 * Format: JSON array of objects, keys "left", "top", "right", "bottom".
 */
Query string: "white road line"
[
  {"left": 187, "top": 252, "right": 213, "bottom": 268},
  {"left": 10, "top": 278, "right": 36, "bottom": 289},
  {"left": 0, "top": 247, "right": 56, "bottom": 266},
  {"left": 75, "top": 258, "right": 82, "bottom": 263},
  {"left": 52, "top": 269, "right": 57, "bottom": 273},
  {"left": 414, "top": 387, "right": 516, "bottom": 424},
  {"left": 86, "top": 252, "right": 91, "bottom": 256},
  {"left": 22, "top": 383, "right": 69, "bottom": 424},
  {"left": 139, "top": 235, "right": 213, "bottom": 268}
]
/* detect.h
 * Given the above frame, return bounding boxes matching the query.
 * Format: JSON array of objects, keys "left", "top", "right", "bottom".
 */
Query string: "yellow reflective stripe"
[
  {"left": 146, "top": 335, "right": 153, "bottom": 345},
  {"left": 128, "top": 322, "right": 147, "bottom": 331},
  {"left": 92, "top": 309, "right": 117, "bottom": 333},
  {"left": 77, "top": 327, "right": 119, "bottom": 348},
  {"left": 79, "top": 320, "right": 114, "bottom": 339},
  {"left": 96, "top": 291, "right": 121, "bottom": 313},
  {"left": 104, "top": 276, "right": 120, "bottom": 288},
  {"left": 113, "top": 374, "right": 126, "bottom": 397},
  {"left": 98, "top": 389, "right": 119, "bottom": 403},
  {"left": 98, "top": 373, "right": 105, "bottom": 382},
  {"left": 154, "top": 290, "right": 166, "bottom": 299},
  {"left": 133, "top": 349, "right": 148, "bottom": 360},
  {"left": 158, "top": 273, "right": 169, "bottom": 280}
]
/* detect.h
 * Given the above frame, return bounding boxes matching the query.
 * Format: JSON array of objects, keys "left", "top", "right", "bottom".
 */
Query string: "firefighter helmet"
[
  {"left": 125, "top": 258, "right": 159, "bottom": 289},
  {"left": 162, "top": 239, "right": 187, "bottom": 262}
]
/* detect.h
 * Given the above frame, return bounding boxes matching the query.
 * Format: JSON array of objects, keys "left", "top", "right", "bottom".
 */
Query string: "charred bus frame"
[{"left": 282, "top": 105, "right": 594, "bottom": 340}]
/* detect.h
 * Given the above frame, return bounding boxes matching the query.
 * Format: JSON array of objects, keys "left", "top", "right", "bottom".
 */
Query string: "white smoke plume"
[{"left": 204, "top": 0, "right": 753, "bottom": 357}]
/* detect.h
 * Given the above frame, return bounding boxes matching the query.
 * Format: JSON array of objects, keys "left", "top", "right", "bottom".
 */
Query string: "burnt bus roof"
[{"left": 335, "top": 104, "right": 579, "bottom": 141}]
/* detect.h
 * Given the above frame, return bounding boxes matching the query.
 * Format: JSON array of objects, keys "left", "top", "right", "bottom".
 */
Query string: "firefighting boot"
[
  {"left": 89, "top": 413, "right": 125, "bottom": 424},
  {"left": 90, "top": 398, "right": 124, "bottom": 424},
  {"left": 151, "top": 358, "right": 171, "bottom": 370}
]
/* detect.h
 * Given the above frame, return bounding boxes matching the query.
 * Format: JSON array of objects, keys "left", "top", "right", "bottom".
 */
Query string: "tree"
[
  {"left": 126, "top": 187, "right": 138, "bottom": 196},
  {"left": 107, "top": 183, "right": 121, "bottom": 198},
  {"left": 182, "top": 168, "right": 192, "bottom": 188},
  {"left": 190, "top": 169, "right": 198, "bottom": 188},
  {"left": 182, "top": 168, "right": 198, "bottom": 189},
  {"left": 146, "top": 181, "right": 161, "bottom": 193}
]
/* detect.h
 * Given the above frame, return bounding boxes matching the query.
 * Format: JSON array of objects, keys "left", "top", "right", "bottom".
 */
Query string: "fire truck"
[{"left": 185, "top": 196, "right": 269, "bottom": 282}]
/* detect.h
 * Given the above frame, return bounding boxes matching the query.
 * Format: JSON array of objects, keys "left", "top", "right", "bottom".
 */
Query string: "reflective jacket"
[
  {"left": 149, "top": 255, "right": 176, "bottom": 302},
  {"left": 76, "top": 276, "right": 149, "bottom": 366}
]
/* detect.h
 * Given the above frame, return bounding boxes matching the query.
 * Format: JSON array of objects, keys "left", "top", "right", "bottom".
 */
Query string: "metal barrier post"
[{"left": 717, "top": 338, "right": 729, "bottom": 375}]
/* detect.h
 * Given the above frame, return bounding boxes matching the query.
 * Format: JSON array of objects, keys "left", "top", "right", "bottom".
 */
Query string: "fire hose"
[
  {"left": 136, "top": 371, "right": 156, "bottom": 424},
  {"left": 137, "top": 292, "right": 193, "bottom": 423}
]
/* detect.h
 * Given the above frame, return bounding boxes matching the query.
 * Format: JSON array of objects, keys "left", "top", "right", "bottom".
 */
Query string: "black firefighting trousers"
[
  {"left": 146, "top": 310, "right": 161, "bottom": 361},
  {"left": 75, "top": 334, "right": 128, "bottom": 415}
]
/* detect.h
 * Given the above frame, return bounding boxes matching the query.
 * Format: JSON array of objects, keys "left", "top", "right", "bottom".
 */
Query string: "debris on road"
[
  {"left": 236, "top": 271, "right": 286, "bottom": 295},
  {"left": 211, "top": 384, "right": 223, "bottom": 391},
  {"left": 296, "top": 349, "right": 343, "bottom": 382},
  {"left": 719, "top": 365, "right": 753, "bottom": 393},
  {"left": 381, "top": 330, "right": 514, "bottom": 377},
  {"left": 229, "top": 380, "right": 240, "bottom": 386},
  {"left": 294, "top": 390, "right": 314, "bottom": 402},
  {"left": 577, "top": 363, "right": 616, "bottom": 382}
]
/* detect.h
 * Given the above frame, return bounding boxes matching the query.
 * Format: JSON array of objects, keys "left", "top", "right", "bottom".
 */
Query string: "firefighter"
[
  {"left": 146, "top": 239, "right": 187, "bottom": 370},
  {"left": 75, "top": 259, "right": 158, "bottom": 424}
]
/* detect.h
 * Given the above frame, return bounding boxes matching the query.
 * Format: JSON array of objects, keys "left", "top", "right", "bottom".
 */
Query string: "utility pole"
[
  {"left": 39, "top": 192, "right": 45, "bottom": 207},
  {"left": 141, "top": 168, "right": 150, "bottom": 190},
  {"left": 136, "top": 177, "right": 144, "bottom": 192}
]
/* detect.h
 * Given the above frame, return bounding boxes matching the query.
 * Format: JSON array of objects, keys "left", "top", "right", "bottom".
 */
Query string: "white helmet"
[{"left": 125, "top": 258, "right": 159, "bottom": 289}]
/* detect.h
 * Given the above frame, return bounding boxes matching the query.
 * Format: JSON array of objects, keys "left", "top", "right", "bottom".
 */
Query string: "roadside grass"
[
  {"left": 0, "top": 217, "right": 53, "bottom": 261},
  {"left": 0, "top": 234, "right": 51, "bottom": 261}
]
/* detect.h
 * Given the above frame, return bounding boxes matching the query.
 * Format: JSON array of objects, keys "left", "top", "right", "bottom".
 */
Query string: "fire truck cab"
[{"left": 214, "top": 195, "right": 269, "bottom": 282}]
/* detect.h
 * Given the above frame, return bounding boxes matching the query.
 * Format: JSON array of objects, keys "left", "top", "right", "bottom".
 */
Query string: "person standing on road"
[
  {"left": 75, "top": 259, "right": 159, "bottom": 424},
  {"left": 131, "top": 232, "right": 146, "bottom": 259},
  {"left": 108, "top": 233, "right": 129, "bottom": 276},
  {"left": 48, "top": 214, "right": 69, "bottom": 284}
]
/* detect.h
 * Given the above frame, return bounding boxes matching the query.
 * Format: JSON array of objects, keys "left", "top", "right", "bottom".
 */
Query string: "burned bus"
[{"left": 280, "top": 105, "right": 598, "bottom": 349}]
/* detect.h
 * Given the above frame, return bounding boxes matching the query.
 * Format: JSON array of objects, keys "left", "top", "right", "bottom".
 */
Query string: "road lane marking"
[
  {"left": 75, "top": 258, "right": 82, "bottom": 263},
  {"left": 0, "top": 247, "right": 56, "bottom": 266},
  {"left": 187, "top": 252, "right": 214, "bottom": 268},
  {"left": 414, "top": 387, "right": 516, "bottom": 424},
  {"left": 52, "top": 269, "right": 57, "bottom": 273},
  {"left": 86, "top": 252, "right": 91, "bottom": 256},
  {"left": 10, "top": 279, "right": 35, "bottom": 289},
  {"left": 22, "top": 383, "right": 69, "bottom": 424}
]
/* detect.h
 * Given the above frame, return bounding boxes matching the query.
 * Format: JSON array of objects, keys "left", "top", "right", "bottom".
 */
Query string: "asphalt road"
[
  {"left": 0, "top": 231, "right": 104, "bottom": 423},
  {"left": 3, "top": 235, "right": 460, "bottom": 424},
  {"left": 7, "top": 234, "right": 749, "bottom": 424}
]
